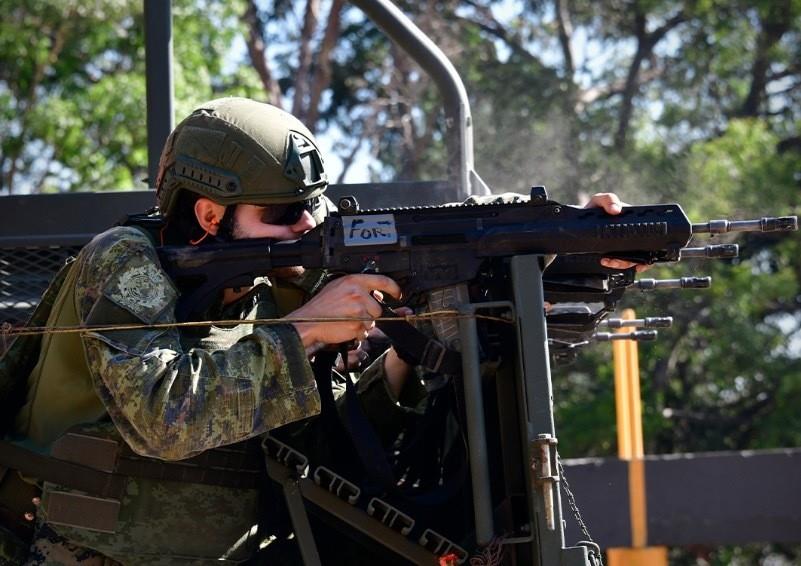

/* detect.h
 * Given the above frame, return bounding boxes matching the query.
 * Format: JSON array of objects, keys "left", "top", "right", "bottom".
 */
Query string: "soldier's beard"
[{"left": 228, "top": 211, "right": 307, "bottom": 282}]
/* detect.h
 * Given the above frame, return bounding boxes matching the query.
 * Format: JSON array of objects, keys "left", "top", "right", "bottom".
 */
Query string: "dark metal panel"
[
  {"left": 560, "top": 449, "right": 801, "bottom": 549},
  {"left": 560, "top": 458, "right": 631, "bottom": 548},
  {"left": 645, "top": 449, "right": 801, "bottom": 546},
  {"left": 0, "top": 191, "right": 155, "bottom": 248},
  {"left": 144, "top": 0, "right": 174, "bottom": 187},
  {"left": 0, "top": 181, "right": 455, "bottom": 248},
  {"left": 0, "top": 192, "right": 158, "bottom": 247}
]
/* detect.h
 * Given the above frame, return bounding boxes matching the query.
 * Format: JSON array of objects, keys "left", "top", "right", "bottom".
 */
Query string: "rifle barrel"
[
  {"left": 692, "top": 216, "right": 798, "bottom": 234},
  {"left": 594, "top": 330, "right": 658, "bottom": 342},
  {"left": 680, "top": 244, "right": 738, "bottom": 259},
  {"left": 603, "top": 317, "right": 673, "bottom": 329},
  {"left": 635, "top": 276, "right": 712, "bottom": 290}
]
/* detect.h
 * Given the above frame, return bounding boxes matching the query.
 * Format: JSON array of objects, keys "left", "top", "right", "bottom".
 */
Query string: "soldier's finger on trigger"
[{"left": 360, "top": 273, "right": 401, "bottom": 300}]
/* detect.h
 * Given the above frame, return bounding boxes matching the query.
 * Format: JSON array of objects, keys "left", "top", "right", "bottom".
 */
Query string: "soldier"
[
  {"left": 0, "top": 97, "right": 636, "bottom": 566},
  {"left": 0, "top": 97, "right": 417, "bottom": 565}
]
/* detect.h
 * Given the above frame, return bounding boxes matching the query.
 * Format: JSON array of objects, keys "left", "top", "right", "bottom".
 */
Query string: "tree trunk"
[
  {"left": 739, "top": 2, "right": 791, "bottom": 117},
  {"left": 306, "top": 0, "right": 345, "bottom": 129},
  {"left": 292, "top": 0, "right": 320, "bottom": 121},
  {"left": 242, "top": 0, "right": 282, "bottom": 107},
  {"left": 614, "top": 9, "right": 685, "bottom": 151}
]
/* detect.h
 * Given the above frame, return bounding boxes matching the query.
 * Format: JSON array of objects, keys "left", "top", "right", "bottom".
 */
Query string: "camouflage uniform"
[
  {"left": 17, "top": 224, "right": 320, "bottom": 457},
  {"left": 14, "top": 221, "right": 423, "bottom": 565},
  {"left": 11, "top": 224, "right": 319, "bottom": 564}
]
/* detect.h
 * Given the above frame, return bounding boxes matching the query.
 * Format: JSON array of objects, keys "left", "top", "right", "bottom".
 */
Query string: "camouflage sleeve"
[{"left": 74, "top": 227, "right": 320, "bottom": 461}]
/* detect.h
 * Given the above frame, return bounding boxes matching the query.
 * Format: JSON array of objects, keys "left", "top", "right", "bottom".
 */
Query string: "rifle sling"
[
  {"left": 374, "top": 304, "right": 462, "bottom": 375},
  {"left": 311, "top": 351, "right": 396, "bottom": 493},
  {"left": 309, "top": 346, "right": 468, "bottom": 508}
]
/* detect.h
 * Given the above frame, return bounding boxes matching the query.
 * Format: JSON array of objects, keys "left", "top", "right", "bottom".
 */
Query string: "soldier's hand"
[
  {"left": 584, "top": 192, "right": 651, "bottom": 273},
  {"left": 334, "top": 306, "right": 414, "bottom": 373},
  {"left": 335, "top": 325, "right": 386, "bottom": 371},
  {"left": 287, "top": 274, "right": 401, "bottom": 352}
]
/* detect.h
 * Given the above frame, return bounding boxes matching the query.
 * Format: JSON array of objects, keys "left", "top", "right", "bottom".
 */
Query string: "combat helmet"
[{"left": 156, "top": 97, "right": 328, "bottom": 219}]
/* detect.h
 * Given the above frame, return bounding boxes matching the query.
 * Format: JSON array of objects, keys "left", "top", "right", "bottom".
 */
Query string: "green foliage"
[
  {"left": 686, "top": 119, "right": 801, "bottom": 217},
  {"left": 1, "top": 0, "right": 144, "bottom": 193},
  {"left": 554, "top": 351, "right": 618, "bottom": 457},
  {"left": 0, "top": 0, "right": 257, "bottom": 194}
]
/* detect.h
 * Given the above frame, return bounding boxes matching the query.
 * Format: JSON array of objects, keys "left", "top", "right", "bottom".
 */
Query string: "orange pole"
[
  {"left": 607, "top": 309, "right": 668, "bottom": 566},
  {"left": 612, "top": 336, "right": 632, "bottom": 459}
]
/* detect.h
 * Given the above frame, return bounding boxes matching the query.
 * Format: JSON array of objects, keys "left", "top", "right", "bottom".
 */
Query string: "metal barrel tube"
[
  {"left": 692, "top": 216, "right": 798, "bottom": 234},
  {"left": 457, "top": 306, "right": 494, "bottom": 545},
  {"left": 594, "top": 330, "right": 658, "bottom": 342},
  {"left": 635, "top": 276, "right": 712, "bottom": 290},
  {"left": 603, "top": 317, "right": 673, "bottom": 329},
  {"left": 680, "top": 244, "right": 738, "bottom": 259}
]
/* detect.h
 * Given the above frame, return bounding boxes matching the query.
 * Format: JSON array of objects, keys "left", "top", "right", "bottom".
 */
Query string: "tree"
[
  {"left": 2, "top": 4, "right": 799, "bottom": 559},
  {"left": 0, "top": 0, "right": 254, "bottom": 194}
]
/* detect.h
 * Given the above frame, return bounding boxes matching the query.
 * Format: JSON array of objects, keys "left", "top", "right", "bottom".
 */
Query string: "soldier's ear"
[{"left": 194, "top": 198, "right": 225, "bottom": 235}]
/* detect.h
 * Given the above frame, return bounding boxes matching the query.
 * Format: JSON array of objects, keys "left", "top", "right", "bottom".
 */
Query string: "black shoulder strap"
[
  {"left": 309, "top": 351, "right": 396, "bottom": 494},
  {"left": 374, "top": 302, "right": 462, "bottom": 375},
  {"left": 117, "top": 208, "right": 165, "bottom": 245}
]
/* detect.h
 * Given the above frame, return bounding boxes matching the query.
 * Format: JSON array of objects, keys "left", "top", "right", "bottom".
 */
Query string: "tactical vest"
[
  {"left": 14, "top": 257, "right": 106, "bottom": 447},
  {"left": 0, "top": 226, "right": 311, "bottom": 565}
]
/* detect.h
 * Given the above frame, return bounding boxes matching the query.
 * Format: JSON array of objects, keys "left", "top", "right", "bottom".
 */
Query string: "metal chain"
[{"left": 557, "top": 452, "right": 604, "bottom": 566}]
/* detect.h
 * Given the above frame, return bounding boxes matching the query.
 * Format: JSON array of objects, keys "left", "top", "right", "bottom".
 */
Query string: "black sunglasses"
[{"left": 260, "top": 197, "right": 321, "bottom": 225}]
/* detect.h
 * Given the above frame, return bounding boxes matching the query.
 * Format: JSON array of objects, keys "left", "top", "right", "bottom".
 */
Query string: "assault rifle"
[
  {"left": 157, "top": 187, "right": 796, "bottom": 566},
  {"left": 159, "top": 186, "right": 796, "bottom": 321}
]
